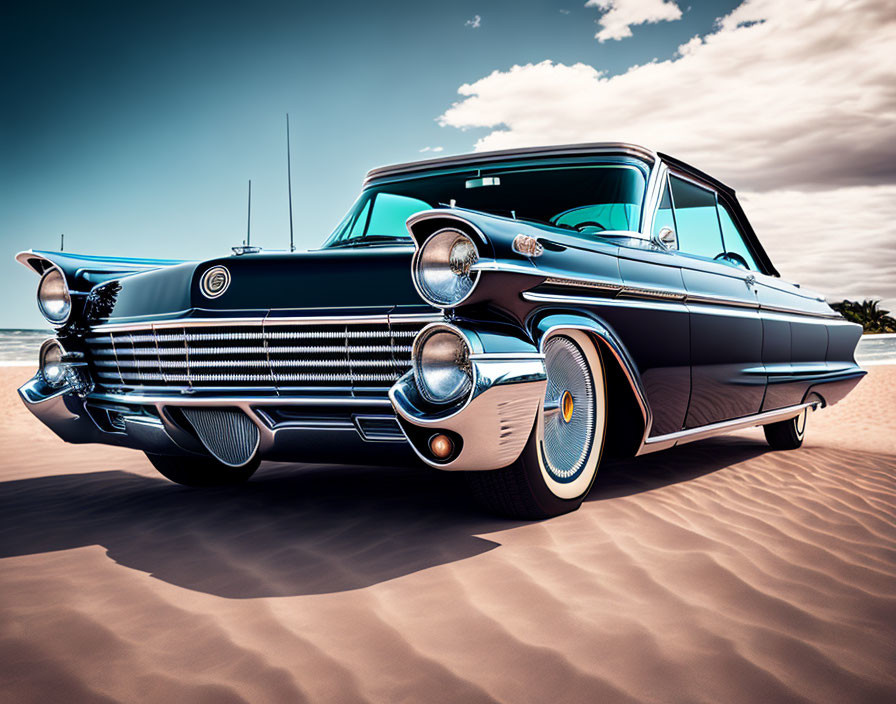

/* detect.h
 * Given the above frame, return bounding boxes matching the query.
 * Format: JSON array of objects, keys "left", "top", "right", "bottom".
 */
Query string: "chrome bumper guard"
[
  {"left": 389, "top": 350, "right": 547, "bottom": 471},
  {"left": 18, "top": 375, "right": 418, "bottom": 466}
]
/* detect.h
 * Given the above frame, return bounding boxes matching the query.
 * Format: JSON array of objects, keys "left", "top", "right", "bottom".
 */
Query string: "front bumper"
[
  {"left": 18, "top": 376, "right": 419, "bottom": 466},
  {"left": 21, "top": 324, "right": 548, "bottom": 472},
  {"left": 389, "top": 330, "right": 547, "bottom": 471}
]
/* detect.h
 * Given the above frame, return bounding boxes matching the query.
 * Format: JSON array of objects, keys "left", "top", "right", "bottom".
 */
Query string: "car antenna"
[
  {"left": 233, "top": 179, "right": 261, "bottom": 255},
  {"left": 286, "top": 113, "right": 295, "bottom": 252},
  {"left": 60, "top": 233, "right": 64, "bottom": 251}
]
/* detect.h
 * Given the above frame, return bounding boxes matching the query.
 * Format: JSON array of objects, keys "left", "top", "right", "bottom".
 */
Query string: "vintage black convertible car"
[{"left": 17, "top": 143, "right": 865, "bottom": 518}]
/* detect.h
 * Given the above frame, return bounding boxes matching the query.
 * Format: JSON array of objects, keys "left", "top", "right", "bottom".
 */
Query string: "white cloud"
[
  {"left": 465, "top": 15, "right": 482, "bottom": 29},
  {"left": 437, "top": 0, "right": 896, "bottom": 306},
  {"left": 418, "top": 146, "right": 444, "bottom": 153},
  {"left": 741, "top": 186, "right": 896, "bottom": 308},
  {"left": 586, "top": 0, "right": 682, "bottom": 41}
]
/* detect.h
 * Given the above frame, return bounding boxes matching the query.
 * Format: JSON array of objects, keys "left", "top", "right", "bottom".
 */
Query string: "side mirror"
[{"left": 653, "top": 226, "right": 677, "bottom": 249}]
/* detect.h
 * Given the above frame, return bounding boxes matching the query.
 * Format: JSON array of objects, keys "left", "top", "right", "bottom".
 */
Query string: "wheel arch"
[{"left": 530, "top": 312, "right": 650, "bottom": 457}]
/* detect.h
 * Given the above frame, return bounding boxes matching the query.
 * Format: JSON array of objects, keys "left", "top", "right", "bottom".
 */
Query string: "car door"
[
  {"left": 608, "top": 176, "right": 691, "bottom": 437},
  {"left": 668, "top": 174, "right": 765, "bottom": 428},
  {"left": 714, "top": 195, "right": 837, "bottom": 412}
]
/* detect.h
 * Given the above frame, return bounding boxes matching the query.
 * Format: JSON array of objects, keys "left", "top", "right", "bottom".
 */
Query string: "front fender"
[{"left": 530, "top": 312, "right": 652, "bottom": 442}]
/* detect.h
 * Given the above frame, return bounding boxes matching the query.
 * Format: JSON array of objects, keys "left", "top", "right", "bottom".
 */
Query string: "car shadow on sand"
[{"left": 0, "top": 437, "right": 770, "bottom": 598}]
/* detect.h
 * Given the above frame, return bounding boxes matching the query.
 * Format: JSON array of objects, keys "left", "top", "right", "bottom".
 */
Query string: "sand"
[{"left": 1, "top": 366, "right": 894, "bottom": 703}]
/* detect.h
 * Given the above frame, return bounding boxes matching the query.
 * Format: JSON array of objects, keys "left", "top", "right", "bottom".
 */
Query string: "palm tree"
[{"left": 830, "top": 299, "right": 896, "bottom": 333}]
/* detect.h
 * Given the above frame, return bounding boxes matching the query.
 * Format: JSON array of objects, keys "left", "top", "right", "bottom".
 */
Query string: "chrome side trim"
[
  {"left": 523, "top": 291, "right": 688, "bottom": 313},
  {"left": 636, "top": 402, "right": 817, "bottom": 455},
  {"left": 523, "top": 283, "right": 841, "bottom": 320},
  {"left": 758, "top": 304, "right": 841, "bottom": 320},
  {"left": 543, "top": 276, "right": 621, "bottom": 292},
  {"left": 620, "top": 286, "right": 687, "bottom": 301},
  {"left": 687, "top": 292, "right": 758, "bottom": 309}
]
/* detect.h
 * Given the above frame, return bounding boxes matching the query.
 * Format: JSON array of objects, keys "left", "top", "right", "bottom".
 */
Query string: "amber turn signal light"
[{"left": 429, "top": 433, "right": 454, "bottom": 460}]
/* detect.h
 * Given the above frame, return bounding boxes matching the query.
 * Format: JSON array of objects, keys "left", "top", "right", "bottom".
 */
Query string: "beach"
[{"left": 1, "top": 365, "right": 894, "bottom": 703}]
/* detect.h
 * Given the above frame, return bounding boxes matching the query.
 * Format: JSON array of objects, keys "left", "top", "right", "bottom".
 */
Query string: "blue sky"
[{"left": 2, "top": 0, "right": 892, "bottom": 329}]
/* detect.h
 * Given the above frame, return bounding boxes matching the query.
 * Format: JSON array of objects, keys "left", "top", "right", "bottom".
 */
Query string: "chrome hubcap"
[{"left": 541, "top": 337, "right": 595, "bottom": 482}]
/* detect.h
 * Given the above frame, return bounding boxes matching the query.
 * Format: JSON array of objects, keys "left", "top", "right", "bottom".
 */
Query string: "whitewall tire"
[{"left": 467, "top": 330, "right": 608, "bottom": 519}]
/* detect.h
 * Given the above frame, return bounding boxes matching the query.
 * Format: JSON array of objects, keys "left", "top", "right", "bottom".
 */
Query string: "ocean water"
[
  {"left": 0, "top": 329, "right": 53, "bottom": 365},
  {"left": 1, "top": 329, "right": 894, "bottom": 365}
]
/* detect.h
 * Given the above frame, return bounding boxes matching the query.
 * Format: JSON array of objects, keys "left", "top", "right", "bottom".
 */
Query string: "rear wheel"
[
  {"left": 467, "top": 330, "right": 607, "bottom": 519},
  {"left": 145, "top": 452, "right": 260, "bottom": 487},
  {"left": 763, "top": 408, "right": 807, "bottom": 450}
]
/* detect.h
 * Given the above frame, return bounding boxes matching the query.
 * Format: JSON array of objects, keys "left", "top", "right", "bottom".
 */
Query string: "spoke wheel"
[
  {"left": 539, "top": 335, "right": 599, "bottom": 497},
  {"left": 466, "top": 330, "right": 607, "bottom": 518}
]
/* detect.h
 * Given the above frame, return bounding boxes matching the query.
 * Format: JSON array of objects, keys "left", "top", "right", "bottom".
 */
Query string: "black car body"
[{"left": 17, "top": 143, "right": 865, "bottom": 517}]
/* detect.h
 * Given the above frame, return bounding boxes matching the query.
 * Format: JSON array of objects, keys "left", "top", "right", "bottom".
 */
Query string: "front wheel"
[
  {"left": 145, "top": 452, "right": 260, "bottom": 487},
  {"left": 467, "top": 331, "right": 607, "bottom": 519},
  {"left": 763, "top": 408, "right": 807, "bottom": 450}
]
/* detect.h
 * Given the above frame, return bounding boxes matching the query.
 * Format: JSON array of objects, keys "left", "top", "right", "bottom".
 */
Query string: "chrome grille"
[{"left": 85, "top": 319, "right": 428, "bottom": 393}]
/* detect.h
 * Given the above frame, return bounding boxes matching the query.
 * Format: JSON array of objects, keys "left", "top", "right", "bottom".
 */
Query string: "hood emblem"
[{"left": 200, "top": 266, "right": 231, "bottom": 299}]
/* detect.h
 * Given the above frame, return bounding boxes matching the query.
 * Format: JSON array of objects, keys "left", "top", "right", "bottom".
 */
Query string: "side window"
[
  {"left": 669, "top": 175, "right": 724, "bottom": 260},
  {"left": 717, "top": 201, "right": 760, "bottom": 271},
  {"left": 652, "top": 179, "right": 676, "bottom": 239}
]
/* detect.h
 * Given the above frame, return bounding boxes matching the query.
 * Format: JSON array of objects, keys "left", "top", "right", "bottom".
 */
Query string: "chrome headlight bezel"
[
  {"left": 412, "top": 324, "right": 474, "bottom": 405},
  {"left": 412, "top": 228, "right": 481, "bottom": 308},
  {"left": 39, "top": 338, "right": 68, "bottom": 389},
  {"left": 37, "top": 267, "right": 72, "bottom": 325}
]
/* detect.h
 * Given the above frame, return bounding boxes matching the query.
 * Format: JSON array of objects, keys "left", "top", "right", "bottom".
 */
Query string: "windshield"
[{"left": 324, "top": 162, "right": 647, "bottom": 248}]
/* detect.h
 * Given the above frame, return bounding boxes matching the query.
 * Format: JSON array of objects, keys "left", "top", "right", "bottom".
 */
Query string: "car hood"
[{"left": 84, "top": 246, "right": 435, "bottom": 325}]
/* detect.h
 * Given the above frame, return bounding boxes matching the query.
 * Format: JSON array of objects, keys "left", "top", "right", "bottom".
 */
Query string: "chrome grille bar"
[{"left": 85, "top": 318, "right": 428, "bottom": 394}]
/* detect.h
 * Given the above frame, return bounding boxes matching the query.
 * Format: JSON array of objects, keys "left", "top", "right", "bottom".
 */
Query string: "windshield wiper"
[{"left": 328, "top": 235, "right": 412, "bottom": 249}]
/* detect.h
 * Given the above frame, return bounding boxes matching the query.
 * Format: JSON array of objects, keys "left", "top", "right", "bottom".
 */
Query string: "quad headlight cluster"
[
  {"left": 412, "top": 229, "right": 480, "bottom": 308},
  {"left": 412, "top": 325, "right": 473, "bottom": 404},
  {"left": 37, "top": 268, "right": 72, "bottom": 325}
]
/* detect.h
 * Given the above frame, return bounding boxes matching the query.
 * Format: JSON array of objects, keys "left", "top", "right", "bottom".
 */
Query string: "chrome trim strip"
[
  {"left": 543, "top": 276, "right": 621, "bottom": 292},
  {"left": 88, "top": 392, "right": 395, "bottom": 407},
  {"left": 469, "top": 352, "right": 546, "bottom": 361},
  {"left": 91, "top": 312, "right": 445, "bottom": 333},
  {"left": 523, "top": 291, "right": 688, "bottom": 313},
  {"left": 637, "top": 402, "right": 816, "bottom": 455},
  {"left": 687, "top": 293, "right": 758, "bottom": 309},
  {"left": 758, "top": 304, "right": 841, "bottom": 320},
  {"left": 365, "top": 142, "right": 659, "bottom": 186},
  {"left": 524, "top": 281, "right": 840, "bottom": 319},
  {"left": 620, "top": 286, "right": 687, "bottom": 301},
  {"left": 471, "top": 260, "right": 541, "bottom": 276}
]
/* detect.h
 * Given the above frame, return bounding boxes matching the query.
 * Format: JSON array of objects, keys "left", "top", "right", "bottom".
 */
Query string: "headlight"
[
  {"left": 39, "top": 339, "right": 67, "bottom": 388},
  {"left": 413, "top": 229, "right": 480, "bottom": 307},
  {"left": 413, "top": 326, "right": 473, "bottom": 404},
  {"left": 37, "top": 268, "right": 71, "bottom": 324}
]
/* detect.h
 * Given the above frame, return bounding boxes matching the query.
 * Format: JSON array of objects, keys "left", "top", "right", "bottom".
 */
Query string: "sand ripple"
[{"left": 2, "top": 368, "right": 895, "bottom": 703}]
